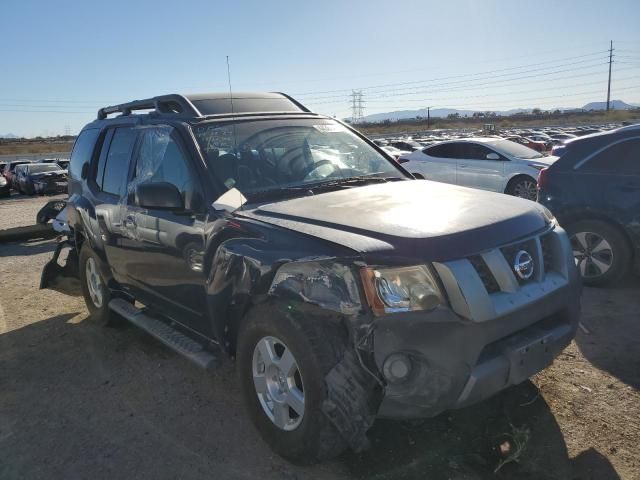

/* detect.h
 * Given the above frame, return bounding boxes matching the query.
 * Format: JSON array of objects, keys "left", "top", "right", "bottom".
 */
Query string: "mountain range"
[
  {"left": 354, "top": 100, "right": 639, "bottom": 123},
  {"left": 0, "top": 133, "right": 19, "bottom": 139}
]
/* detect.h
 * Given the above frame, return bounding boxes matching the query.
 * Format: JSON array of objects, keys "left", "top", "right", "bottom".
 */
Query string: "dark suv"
[
  {"left": 41, "top": 92, "right": 580, "bottom": 464},
  {"left": 538, "top": 125, "right": 640, "bottom": 286}
]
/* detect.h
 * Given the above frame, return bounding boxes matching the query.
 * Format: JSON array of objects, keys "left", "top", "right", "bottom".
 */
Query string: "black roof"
[{"left": 97, "top": 92, "right": 310, "bottom": 120}]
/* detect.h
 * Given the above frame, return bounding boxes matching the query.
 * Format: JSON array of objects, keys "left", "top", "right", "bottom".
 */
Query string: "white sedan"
[{"left": 399, "top": 137, "right": 557, "bottom": 200}]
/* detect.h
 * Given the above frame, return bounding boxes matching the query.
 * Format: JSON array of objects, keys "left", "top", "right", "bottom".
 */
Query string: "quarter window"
[
  {"left": 69, "top": 128, "right": 100, "bottom": 180},
  {"left": 582, "top": 138, "right": 640, "bottom": 174}
]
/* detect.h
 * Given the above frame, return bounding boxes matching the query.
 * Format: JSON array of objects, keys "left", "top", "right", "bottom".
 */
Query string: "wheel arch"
[{"left": 559, "top": 210, "right": 635, "bottom": 262}]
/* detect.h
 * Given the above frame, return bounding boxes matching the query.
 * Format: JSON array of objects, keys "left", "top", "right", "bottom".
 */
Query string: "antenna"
[
  {"left": 225, "top": 55, "right": 244, "bottom": 210},
  {"left": 226, "top": 55, "right": 239, "bottom": 153}
]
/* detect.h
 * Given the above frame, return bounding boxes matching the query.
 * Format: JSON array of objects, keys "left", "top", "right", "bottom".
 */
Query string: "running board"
[{"left": 109, "top": 298, "right": 217, "bottom": 370}]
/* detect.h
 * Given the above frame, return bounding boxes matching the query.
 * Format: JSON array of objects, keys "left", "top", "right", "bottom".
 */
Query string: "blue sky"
[{"left": 1, "top": 0, "right": 639, "bottom": 137}]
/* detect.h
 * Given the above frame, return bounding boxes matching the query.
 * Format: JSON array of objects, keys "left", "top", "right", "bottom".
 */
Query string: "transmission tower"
[
  {"left": 350, "top": 90, "right": 364, "bottom": 123},
  {"left": 64, "top": 123, "right": 71, "bottom": 136}
]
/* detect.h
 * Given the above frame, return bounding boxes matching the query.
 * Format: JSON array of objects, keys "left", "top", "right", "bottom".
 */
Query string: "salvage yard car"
[
  {"left": 399, "top": 137, "right": 557, "bottom": 200},
  {"left": 40, "top": 92, "right": 581, "bottom": 464},
  {"left": 538, "top": 124, "right": 640, "bottom": 286},
  {"left": 14, "top": 162, "right": 68, "bottom": 195}
]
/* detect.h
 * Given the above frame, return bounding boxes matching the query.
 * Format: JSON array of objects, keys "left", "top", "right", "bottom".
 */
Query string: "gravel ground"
[
  {"left": 0, "top": 215, "right": 638, "bottom": 479},
  {"left": 0, "top": 192, "right": 65, "bottom": 230}
]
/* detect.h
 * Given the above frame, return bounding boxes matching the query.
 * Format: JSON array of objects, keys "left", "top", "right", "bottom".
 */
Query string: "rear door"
[
  {"left": 118, "top": 125, "right": 208, "bottom": 333},
  {"left": 577, "top": 137, "right": 640, "bottom": 240},
  {"left": 411, "top": 143, "right": 459, "bottom": 184},
  {"left": 89, "top": 125, "right": 140, "bottom": 281},
  {"left": 456, "top": 142, "right": 506, "bottom": 192}
]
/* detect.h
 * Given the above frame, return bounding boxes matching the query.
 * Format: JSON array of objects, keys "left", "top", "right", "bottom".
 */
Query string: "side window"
[
  {"left": 426, "top": 144, "right": 457, "bottom": 158},
  {"left": 582, "top": 139, "right": 640, "bottom": 174},
  {"left": 69, "top": 128, "right": 100, "bottom": 180},
  {"left": 101, "top": 127, "right": 138, "bottom": 196},
  {"left": 133, "top": 126, "right": 196, "bottom": 201},
  {"left": 460, "top": 143, "right": 493, "bottom": 160}
]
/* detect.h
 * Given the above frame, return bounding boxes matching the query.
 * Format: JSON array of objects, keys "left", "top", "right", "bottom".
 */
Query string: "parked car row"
[
  {"left": 0, "top": 158, "right": 69, "bottom": 197},
  {"left": 369, "top": 122, "right": 640, "bottom": 286}
]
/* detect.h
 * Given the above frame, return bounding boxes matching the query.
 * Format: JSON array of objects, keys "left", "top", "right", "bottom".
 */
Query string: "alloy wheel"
[
  {"left": 85, "top": 257, "right": 104, "bottom": 308},
  {"left": 252, "top": 336, "right": 305, "bottom": 431},
  {"left": 570, "top": 231, "right": 614, "bottom": 278},
  {"left": 513, "top": 179, "right": 538, "bottom": 200}
]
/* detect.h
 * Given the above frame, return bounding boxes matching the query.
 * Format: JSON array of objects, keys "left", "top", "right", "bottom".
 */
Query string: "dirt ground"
[{"left": 0, "top": 237, "right": 639, "bottom": 479}]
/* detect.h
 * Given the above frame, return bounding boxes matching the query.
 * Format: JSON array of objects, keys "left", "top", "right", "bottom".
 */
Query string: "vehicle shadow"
[
  {"left": 575, "top": 275, "right": 640, "bottom": 389},
  {"left": 0, "top": 238, "right": 57, "bottom": 257},
  {"left": 0, "top": 312, "right": 622, "bottom": 480},
  {"left": 341, "top": 380, "right": 621, "bottom": 479}
]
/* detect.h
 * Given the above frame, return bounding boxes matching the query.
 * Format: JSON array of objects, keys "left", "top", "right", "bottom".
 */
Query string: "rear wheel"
[
  {"left": 79, "top": 245, "right": 113, "bottom": 324},
  {"left": 566, "top": 220, "right": 631, "bottom": 286},
  {"left": 237, "top": 304, "right": 348, "bottom": 464},
  {"left": 506, "top": 175, "right": 538, "bottom": 200}
]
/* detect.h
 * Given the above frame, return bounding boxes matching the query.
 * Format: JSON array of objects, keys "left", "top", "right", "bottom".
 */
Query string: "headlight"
[{"left": 360, "top": 265, "right": 444, "bottom": 315}]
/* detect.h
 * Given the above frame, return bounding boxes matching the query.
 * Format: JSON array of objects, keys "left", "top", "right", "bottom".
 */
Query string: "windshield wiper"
[
  {"left": 245, "top": 185, "right": 315, "bottom": 202},
  {"left": 245, "top": 176, "right": 405, "bottom": 202},
  {"left": 305, "top": 175, "right": 405, "bottom": 191}
]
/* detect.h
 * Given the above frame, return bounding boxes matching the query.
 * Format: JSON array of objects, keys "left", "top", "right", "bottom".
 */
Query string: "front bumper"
[
  {"left": 372, "top": 226, "right": 581, "bottom": 419},
  {"left": 373, "top": 285, "right": 579, "bottom": 418},
  {"left": 33, "top": 179, "right": 68, "bottom": 194}
]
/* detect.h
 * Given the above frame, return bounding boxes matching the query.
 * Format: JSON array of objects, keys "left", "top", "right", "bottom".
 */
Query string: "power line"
[
  {"left": 306, "top": 63, "right": 632, "bottom": 106},
  {"left": 300, "top": 59, "right": 611, "bottom": 102},
  {"left": 293, "top": 50, "right": 610, "bottom": 97}
]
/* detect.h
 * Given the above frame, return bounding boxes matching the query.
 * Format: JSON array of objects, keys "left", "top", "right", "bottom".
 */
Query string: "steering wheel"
[{"left": 303, "top": 160, "right": 340, "bottom": 181}]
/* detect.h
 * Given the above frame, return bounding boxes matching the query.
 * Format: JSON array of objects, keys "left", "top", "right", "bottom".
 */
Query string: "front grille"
[
  {"left": 540, "top": 233, "right": 553, "bottom": 274},
  {"left": 468, "top": 231, "right": 557, "bottom": 294},
  {"left": 469, "top": 255, "right": 500, "bottom": 293},
  {"left": 500, "top": 239, "right": 537, "bottom": 285}
]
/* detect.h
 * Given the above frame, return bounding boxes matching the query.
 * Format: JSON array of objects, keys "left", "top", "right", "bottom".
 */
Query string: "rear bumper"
[{"left": 373, "top": 282, "right": 580, "bottom": 419}]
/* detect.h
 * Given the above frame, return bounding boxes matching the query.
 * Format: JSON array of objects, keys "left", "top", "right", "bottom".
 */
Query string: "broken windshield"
[{"left": 192, "top": 118, "right": 406, "bottom": 199}]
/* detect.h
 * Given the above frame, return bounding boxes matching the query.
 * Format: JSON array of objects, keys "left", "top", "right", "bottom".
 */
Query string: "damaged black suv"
[{"left": 41, "top": 92, "right": 581, "bottom": 464}]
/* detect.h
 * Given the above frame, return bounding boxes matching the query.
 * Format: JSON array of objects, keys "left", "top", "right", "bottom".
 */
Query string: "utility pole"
[
  {"left": 427, "top": 106, "right": 431, "bottom": 129},
  {"left": 606, "top": 40, "right": 613, "bottom": 112}
]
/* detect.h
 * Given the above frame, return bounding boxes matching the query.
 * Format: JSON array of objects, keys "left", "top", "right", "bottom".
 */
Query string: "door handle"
[{"left": 123, "top": 215, "right": 137, "bottom": 229}]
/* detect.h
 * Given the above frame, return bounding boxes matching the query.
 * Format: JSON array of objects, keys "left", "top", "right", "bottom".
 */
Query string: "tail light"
[{"left": 537, "top": 167, "right": 549, "bottom": 190}]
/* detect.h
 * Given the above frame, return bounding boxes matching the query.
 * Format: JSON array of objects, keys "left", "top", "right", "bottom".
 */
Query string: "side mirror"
[
  {"left": 135, "top": 182, "right": 184, "bottom": 210},
  {"left": 81, "top": 162, "right": 89, "bottom": 179},
  {"left": 486, "top": 153, "right": 501, "bottom": 160},
  {"left": 412, "top": 172, "right": 425, "bottom": 179}
]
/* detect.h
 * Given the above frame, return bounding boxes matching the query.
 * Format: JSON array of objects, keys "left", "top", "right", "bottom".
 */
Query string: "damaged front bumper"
[
  {"left": 372, "top": 283, "right": 580, "bottom": 418},
  {"left": 40, "top": 238, "right": 81, "bottom": 295}
]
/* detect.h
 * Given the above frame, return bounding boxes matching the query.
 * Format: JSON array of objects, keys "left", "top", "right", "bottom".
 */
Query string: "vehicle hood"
[
  {"left": 237, "top": 180, "right": 551, "bottom": 262},
  {"left": 30, "top": 170, "right": 66, "bottom": 178}
]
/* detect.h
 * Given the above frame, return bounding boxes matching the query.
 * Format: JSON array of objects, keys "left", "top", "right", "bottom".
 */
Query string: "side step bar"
[{"left": 109, "top": 298, "right": 217, "bottom": 370}]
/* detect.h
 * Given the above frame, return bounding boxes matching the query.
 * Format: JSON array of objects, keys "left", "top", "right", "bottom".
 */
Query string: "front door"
[
  {"left": 455, "top": 143, "right": 506, "bottom": 192},
  {"left": 119, "top": 125, "right": 209, "bottom": 335}
]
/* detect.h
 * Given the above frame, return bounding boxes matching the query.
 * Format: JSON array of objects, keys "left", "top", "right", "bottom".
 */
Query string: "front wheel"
[
  {"left": 236, "top": 304, "right": 348, "bottom": 464},
  {"left": 506, "top": 176, "right": 538, "bottom": 200}
]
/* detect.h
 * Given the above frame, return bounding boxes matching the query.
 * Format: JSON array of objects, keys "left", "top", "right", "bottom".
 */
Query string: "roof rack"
[{"left": 97, "top": 94, "right": 201, "bottom": 120}]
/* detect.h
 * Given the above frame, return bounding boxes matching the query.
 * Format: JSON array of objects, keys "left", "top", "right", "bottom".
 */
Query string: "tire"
[
  {"left": 79, "top": 245, "right": 114, "bottom": 324},
  {"left": 236, "top": 304, "right": 349, "bottom": 464},
  {"left": 506, "top": 175, "right": 538, "bottom": 201},
  {"left": 566, "top": 219, "right": 631, "bottom": 287}
]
